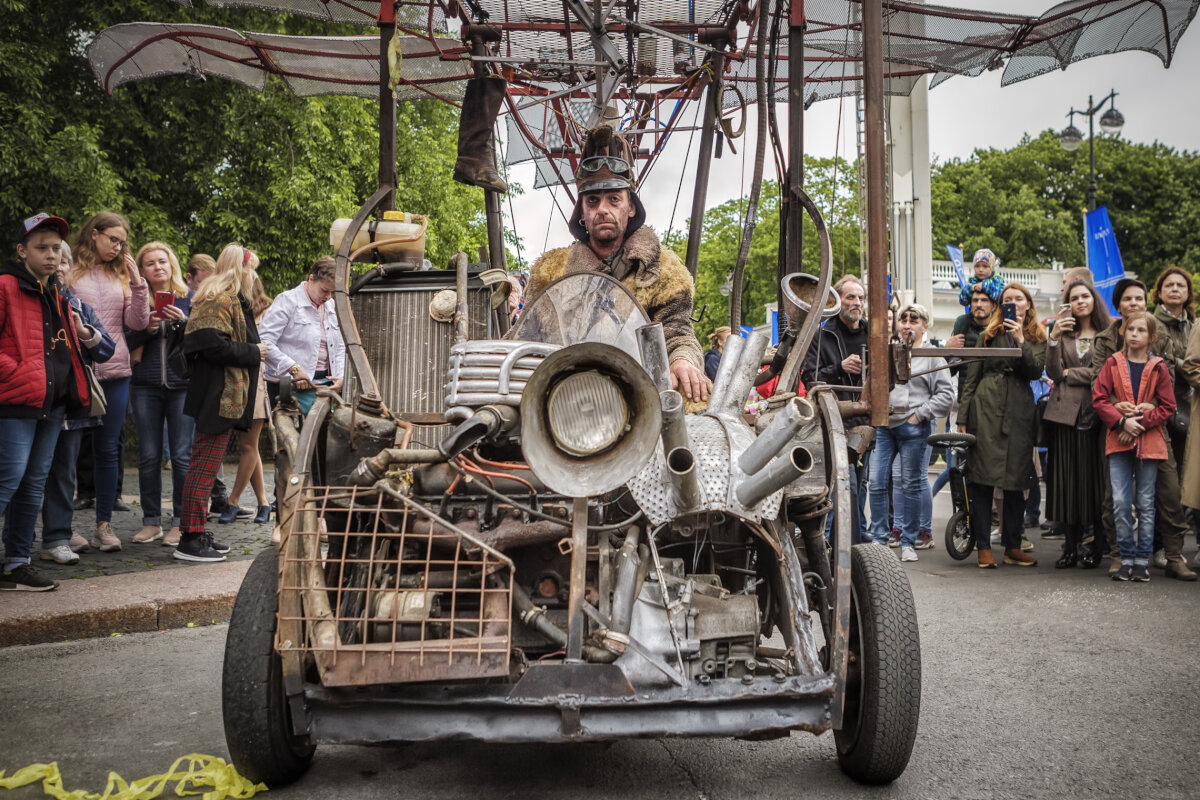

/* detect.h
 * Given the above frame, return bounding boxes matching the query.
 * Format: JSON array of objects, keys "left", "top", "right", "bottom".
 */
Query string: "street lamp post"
[{"left": 1058, "top": 89, "right": 1125, "bottom": 212}]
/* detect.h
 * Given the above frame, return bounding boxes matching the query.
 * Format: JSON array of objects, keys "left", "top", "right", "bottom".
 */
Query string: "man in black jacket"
[{"left": 802, "top": 276, "right": 871, "bottom": 543}]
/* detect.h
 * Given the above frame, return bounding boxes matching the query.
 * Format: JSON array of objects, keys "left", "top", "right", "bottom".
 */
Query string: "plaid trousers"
[{"left": 180, "top": 429, "right": 232, "bottom": 533}]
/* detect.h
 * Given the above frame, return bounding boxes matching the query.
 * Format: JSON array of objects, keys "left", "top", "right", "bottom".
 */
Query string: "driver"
[{"left": 523, "top": 125, "right": 711, "bottom": 403}]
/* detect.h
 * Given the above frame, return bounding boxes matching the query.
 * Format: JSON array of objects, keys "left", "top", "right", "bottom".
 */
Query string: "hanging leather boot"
[
  {"left": 1055, "top": 525, "right": 1079, "bottom": 569},
  {"left": 453, "top": 76, "right": 509, "bottom": 194}
]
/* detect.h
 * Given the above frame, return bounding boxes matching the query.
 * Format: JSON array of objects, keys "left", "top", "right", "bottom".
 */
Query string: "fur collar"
[{"left": 565, "top": 227, "right": 663, "bottom": 289}]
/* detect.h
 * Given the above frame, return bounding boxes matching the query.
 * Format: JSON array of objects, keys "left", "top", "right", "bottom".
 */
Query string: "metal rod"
[
  {"left": 1087, "top": 92, "right": 1096, "bottom": 212},
  {"left": 684, "top": 51, "right": 724, "bottom": 278},
  {"left": 863, "top": 0, "right": 889, "bottom": 427},
  {"left": 378, "top": 20, "right": 396, "bottom": 211},
  {"left": 784, "top": 2, "right": 805, "bottom": 314},
  {"left": 566, "top": 496, "right": 589, "bottom": 662}
]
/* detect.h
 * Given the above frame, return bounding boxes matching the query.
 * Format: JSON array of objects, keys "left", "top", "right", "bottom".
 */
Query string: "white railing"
[{"left": 930, "top": 260, "right": 1058, "bottom": 289}]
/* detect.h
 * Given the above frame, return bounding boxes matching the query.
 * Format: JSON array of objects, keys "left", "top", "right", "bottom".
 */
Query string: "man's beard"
[{"left": 842, "top": 307, "right": 862, "bottom": 325}]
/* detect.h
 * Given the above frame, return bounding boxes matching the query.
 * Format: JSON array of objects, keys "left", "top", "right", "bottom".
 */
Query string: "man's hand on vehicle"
[{"left": 670, "top": 359, "right": 711, "bottom": 403}]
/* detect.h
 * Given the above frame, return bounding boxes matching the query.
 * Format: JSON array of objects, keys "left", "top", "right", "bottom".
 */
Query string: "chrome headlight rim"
[{"left": 545, "top": 370, "right": 630, "bottom": 457}]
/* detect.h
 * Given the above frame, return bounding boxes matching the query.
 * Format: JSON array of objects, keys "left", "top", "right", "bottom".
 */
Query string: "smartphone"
[
  {"left": 1001, "top": 302, "right": 1017, "bottom": 322},
  {"left": 1059, "top": 303, "right": 1071, "bottom": 314},
  {"left": 154, "top": 291, "right": 174, "bottom": 318}
]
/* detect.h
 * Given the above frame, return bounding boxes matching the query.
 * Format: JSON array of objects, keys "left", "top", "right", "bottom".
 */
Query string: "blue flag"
[
  {"left": 1085, "top": 207, "right": 1125, "bottom": 315},
  {"left": 945, "top": 244, "right": 966, "bottom": 299}
]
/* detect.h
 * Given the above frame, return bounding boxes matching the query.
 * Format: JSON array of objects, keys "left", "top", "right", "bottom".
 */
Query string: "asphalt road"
[{"left": 3, "top": 519, "right": 1198, "bottom": 800}]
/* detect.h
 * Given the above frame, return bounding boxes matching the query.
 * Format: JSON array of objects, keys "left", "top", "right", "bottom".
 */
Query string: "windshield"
[{"left": 510, "top": 272, "right": 650, "bottom": 361}]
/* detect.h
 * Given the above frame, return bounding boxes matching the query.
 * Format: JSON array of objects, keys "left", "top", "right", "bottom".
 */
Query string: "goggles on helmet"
[{"left": 579, "top": 155, "right": 632, "bottom": 177}]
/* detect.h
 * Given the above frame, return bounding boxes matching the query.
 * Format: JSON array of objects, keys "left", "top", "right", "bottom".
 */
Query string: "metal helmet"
[{"left": 568, "top": 125, "right": 647, "bottom": 242}]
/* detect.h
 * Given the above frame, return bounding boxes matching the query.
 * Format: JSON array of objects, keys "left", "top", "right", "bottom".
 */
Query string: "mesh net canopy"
[{"left": 93, "top": 0, "right": 1199, "bottom": 184}]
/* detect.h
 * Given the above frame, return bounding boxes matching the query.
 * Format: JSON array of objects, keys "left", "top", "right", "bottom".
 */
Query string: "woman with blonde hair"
[
  {"left": 66, "top": 211, "right": 150, "bottom": 552},
  {"left": 958, "top": 282, "right": 1047, "bottom": 568},
  {"left": 219, "top": 270, "right": 273, "bottom": 525},
  {"left": 175, "top": 244, "right": 268, "bottom": 562},
  {"left": 126, "top": 242, "right": 193, "bottom": 546}
]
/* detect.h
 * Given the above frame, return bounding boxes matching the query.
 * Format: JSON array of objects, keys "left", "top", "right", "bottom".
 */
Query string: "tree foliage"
[
  {"left": 931, "top": 130, "right": 1200, "bottom": 289},
  {"left": 0, "top": 0, "right": 489, "bottom": 295},
  {"left": 677, "top": 155, "right": 863, "bottom": 342}
]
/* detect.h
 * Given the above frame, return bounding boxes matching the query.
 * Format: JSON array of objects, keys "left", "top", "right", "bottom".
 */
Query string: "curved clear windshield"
[{"left": 510, "top": 272, "right": 651, "bottom": 361}]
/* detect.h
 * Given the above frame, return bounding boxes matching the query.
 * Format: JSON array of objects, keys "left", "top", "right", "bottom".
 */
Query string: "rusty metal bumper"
[{"left": 300, "top": 663, "right": 837, "bottom": 744}]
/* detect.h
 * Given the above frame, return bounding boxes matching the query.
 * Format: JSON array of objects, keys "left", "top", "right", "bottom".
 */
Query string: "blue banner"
[
  {"left": 945, "top": 244, "right": 966, "bottom": 299},
  {"left": 1085, "top": 207, "right": 1125, "bottom": 315}
]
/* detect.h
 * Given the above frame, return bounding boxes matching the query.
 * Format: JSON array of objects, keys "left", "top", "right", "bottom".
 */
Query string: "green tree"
[
  {"left": 930, "top": 131, "right": 1200, "bottom": 290},
  {"left": 675, "top": 155, "right": 862, "bottom": 342},
  {"left": 0, "top": 1, "right": 488, "bottom": 295}
]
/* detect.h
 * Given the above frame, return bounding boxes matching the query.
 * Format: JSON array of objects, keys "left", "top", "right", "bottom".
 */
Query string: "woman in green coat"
[{"left": 958, "top": 282, "right": 1047, "bottom": 569}]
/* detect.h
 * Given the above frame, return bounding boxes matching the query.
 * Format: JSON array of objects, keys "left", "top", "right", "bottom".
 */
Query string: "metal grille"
[
  {"left": 277, "top": 485, "right": 514, "bottom": 687},
  {"left": 346, "top": 282, "right": 492, "bottom": 422}
]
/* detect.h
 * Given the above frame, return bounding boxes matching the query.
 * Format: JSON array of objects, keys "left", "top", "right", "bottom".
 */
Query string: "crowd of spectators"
[
  {"left": 793, "top": 248, "right": 1199, "bottom": 581},
  {"left": 0, "top": 212, "right": 345, "bottom": 590}
]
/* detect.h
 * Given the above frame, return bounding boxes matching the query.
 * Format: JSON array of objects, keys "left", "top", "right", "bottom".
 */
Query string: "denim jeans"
[
  {"left": 891, "top": 444, "right": 933, "bottom": 534},
  {"left": 0, "top": 407, "right": 66, "bottom": 568},
  {"left": 825, "top": 452, "right": 871, "bottom": 545},
  {"left": 870, "top": 420, "right": 932, "bottom": 547},
  {"left": 91, "top": 377, "right": 130, "bottom": 523},
  {"left": 40, "top": 428, "right": 84, "bottom": 548},
  {"left": 130, "top": 385, "right": 194, "bottom": 528},
  {"left": 1109, "top": 451, "right": 1158, "bottom": 565}
]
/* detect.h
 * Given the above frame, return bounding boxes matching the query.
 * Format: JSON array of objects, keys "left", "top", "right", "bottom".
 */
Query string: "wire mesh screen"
[{"left": 277, "top": 485, "right": 514, "bottom": 687}]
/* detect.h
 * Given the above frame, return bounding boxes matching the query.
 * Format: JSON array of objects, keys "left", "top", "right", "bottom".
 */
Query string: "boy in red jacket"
[{"left": 0, "top": 213, "right": 95, "bottom": 591}]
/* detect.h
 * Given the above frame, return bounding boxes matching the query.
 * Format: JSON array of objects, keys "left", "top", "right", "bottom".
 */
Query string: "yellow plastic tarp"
[{"left": 0, "top": 754, "right": 267, "bottom": 800}]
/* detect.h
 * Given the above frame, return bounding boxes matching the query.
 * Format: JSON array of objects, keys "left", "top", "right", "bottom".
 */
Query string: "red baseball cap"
[{"left": 18, "top": 213, "right": 69, "bottom": 243}]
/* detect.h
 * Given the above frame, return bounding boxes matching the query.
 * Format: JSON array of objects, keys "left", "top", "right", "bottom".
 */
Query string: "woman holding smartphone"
[
  {"left": 1044, "top": 280, "right": 1111, "bottom": 567},
  {"left": 66, "top": 212, "right": 150, "bottom": 552},
  {"left": 958, "top": 282, "right": 1047, "bottom": 568},
  {"left": 126, "top": 242, "right": 192, "bottom": 546}
]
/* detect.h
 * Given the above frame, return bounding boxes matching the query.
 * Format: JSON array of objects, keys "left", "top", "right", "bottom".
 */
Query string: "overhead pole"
[
  {"left": 378, "top": 1, "right": 397, "bottom": 211},
  {"left": 784, "top": 0, "right": 805, "bottom": 311},
  {"left": 862, "top": 0, "right": 889, "bottom": 427},
  {"left": 684, "top": 50, "right": 725, "bottom": 279}
]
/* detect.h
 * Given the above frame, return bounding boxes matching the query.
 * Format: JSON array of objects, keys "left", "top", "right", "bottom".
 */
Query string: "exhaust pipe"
[
  {"left": 735, "top": 446, "right": 814, "bottom": 508},
  {"left": 437, "top": 404, "right": 517, "bottom": 460},
  {"left": 636, "top": 323, "right": 673, "bottom": 393},
  {"left": 708, "top": 331, "right": 769, "bottom": 418},
  {"left": 660, "top": 389, "right": 690, "bottom": 456},
  {"left": 609, "top": 528, "right": 643, "bottom": 637},
  {"left": 667, "top": 446, "right": 703, "bottom": 515},
  {"left": 738, "top": 397, "right": 818, "bottom": 475}
]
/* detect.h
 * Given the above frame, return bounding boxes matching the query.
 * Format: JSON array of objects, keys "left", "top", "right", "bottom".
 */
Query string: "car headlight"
[{"left": 546, "top": 371, "right": 628, "bottom": 456}]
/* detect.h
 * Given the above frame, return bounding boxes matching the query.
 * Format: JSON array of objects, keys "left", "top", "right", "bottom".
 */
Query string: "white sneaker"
[
  {"left": 990, "top": 526, "right": 1001, "bottom": 544},
  {"left": 1152, "top": 549, "right": 1168, "bottom": 570},
  {"left": 40, "top": 545, "right": 80, "bottom": 565},
  {"left": 900, "top": 545, "right": 918, "bottom": 562}
]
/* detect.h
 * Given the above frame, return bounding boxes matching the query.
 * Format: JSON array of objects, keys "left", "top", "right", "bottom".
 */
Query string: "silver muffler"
[
  {"left": 708, "top": 331, "right": 769, "bottom": 419},
  {"left": 738, "top": 396, "right": 818, "bottom": 475},
  {"left": 735, "top": 446, "right": 814, "bottom": 508}
]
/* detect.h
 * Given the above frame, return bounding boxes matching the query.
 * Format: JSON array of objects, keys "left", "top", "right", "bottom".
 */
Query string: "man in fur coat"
[{"left": 523, "top": 126, "right": 710, "bottom": 403}]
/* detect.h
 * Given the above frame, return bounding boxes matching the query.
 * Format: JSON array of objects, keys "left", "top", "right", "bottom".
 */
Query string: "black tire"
[
  {"left": 222, "top": 549, "right": 315, "bottom": 786},
  {"left": 944, "top": 510, "right": 973, "bottom": 561},
  {"left": 834, "top": 544, "right": 921, "bottom": 785}
]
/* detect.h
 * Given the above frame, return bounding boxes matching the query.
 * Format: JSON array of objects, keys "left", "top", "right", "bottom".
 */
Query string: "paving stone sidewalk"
[{"left": 37, "top": 464, "right": 276, "bottom": 582}]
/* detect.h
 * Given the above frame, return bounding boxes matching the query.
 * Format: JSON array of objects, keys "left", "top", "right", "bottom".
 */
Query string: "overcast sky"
[{"left": 500, "top": 0, "right": 1200, "bottom": 261}]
